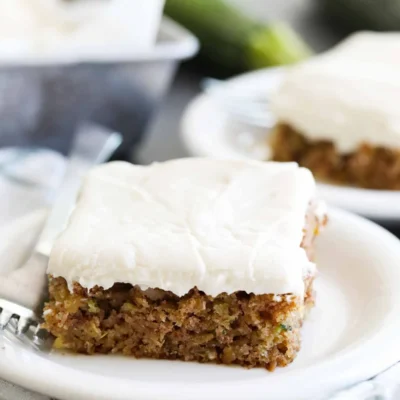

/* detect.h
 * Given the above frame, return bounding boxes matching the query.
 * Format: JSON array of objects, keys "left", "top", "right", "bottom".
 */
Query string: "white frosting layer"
[
  {"left": 0, "top": 0, "right": 163, "bottom": 63},
  {"left": 272, "top": 32, "right": 400, "bottom": 153},
  {"left": 48, "top": 159, "right": 318, "bottom": 296}
]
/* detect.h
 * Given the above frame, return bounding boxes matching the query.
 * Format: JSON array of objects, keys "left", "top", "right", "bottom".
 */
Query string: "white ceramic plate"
[
  {"left": 1, "top": 209, "right": 400, "bottom": 400},
  {"left": 181, "top": 69, "right": 400, "bottom": 222}
]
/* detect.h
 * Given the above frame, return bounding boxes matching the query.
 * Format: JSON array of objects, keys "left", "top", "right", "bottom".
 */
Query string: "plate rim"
[{"left": 1, "top": 209, "right": 400, "bottom": 400}]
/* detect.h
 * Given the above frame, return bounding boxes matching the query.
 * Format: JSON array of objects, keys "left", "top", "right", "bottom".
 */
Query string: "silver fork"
[
  {"left": 0, "top": 123, "right": 122, "bottom": 347},
  {"left": 201, "top": 68, "right": 286, "bottom": 130}
]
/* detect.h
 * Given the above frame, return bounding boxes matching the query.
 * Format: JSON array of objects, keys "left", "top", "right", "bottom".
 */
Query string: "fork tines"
[{"left": 0, "top": 299, "right": 38, "bottom": 335}]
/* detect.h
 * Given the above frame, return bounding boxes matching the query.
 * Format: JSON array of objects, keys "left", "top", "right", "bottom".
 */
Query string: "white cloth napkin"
[
  {"left": 0, "top": 147, "right": 64, "bottom": 400},
  {"left": 0, "top": 148, "right": 398, "bottom": 400},
  {"left": 327, "top": 363, "right": 400, "bottom": 400}
]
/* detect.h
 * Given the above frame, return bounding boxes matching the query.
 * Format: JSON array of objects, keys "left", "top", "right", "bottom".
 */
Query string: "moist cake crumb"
[
  {"left": 44, "top": 276, "right": 315, "bottom": 371},
  {"left": 271, "top": 124, "right": 400, "bottom": 190}
]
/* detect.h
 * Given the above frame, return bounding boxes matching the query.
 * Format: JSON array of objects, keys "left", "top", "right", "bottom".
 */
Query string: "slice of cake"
[
  {"left": 271, "top": 32, "right": 400, "bottom": 190},
  {"left": 43, "top": 159, "right": 326, "bottom": 370}
]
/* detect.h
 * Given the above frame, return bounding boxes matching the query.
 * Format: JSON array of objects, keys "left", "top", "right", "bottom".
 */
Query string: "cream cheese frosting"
[
  {"left": 48, "top": 159, "right": 319, "bottom": 297},
  {"left": 0, "top": 0, "right": 163, "bottom": 63},
  {"left": 272, "top": 32, "right": 400, "bottom": 153}
]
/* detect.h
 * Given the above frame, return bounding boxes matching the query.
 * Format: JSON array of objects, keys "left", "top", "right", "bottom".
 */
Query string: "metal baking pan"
[{"left": 0, "top": 18, "right": 199, "bottom": 160}]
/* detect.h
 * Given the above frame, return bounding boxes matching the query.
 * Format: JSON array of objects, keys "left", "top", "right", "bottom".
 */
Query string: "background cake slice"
[
  {"left": 44, "top": 159, "right": 326, "bottom": 370},
  {"left": 271, "top": 32, "right": 400, "bottom": 190}
]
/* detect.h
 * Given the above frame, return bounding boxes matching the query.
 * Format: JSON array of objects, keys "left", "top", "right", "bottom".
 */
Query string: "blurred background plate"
[{"left": 181, "top": 68, "right": 400, "bottom": 222}]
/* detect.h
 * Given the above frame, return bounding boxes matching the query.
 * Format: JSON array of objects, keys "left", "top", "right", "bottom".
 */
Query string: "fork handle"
[{"left": 35, "top": 123, "right": 122, "bottom": 257}]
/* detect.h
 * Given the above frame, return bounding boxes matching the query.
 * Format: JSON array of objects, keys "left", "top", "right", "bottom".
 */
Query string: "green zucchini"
[
  {"left": 164, "top": 0, "right": 312, "bottom": 74},
  {"left": 320, "top": 0, "right": 400, "bottom": 31}
]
